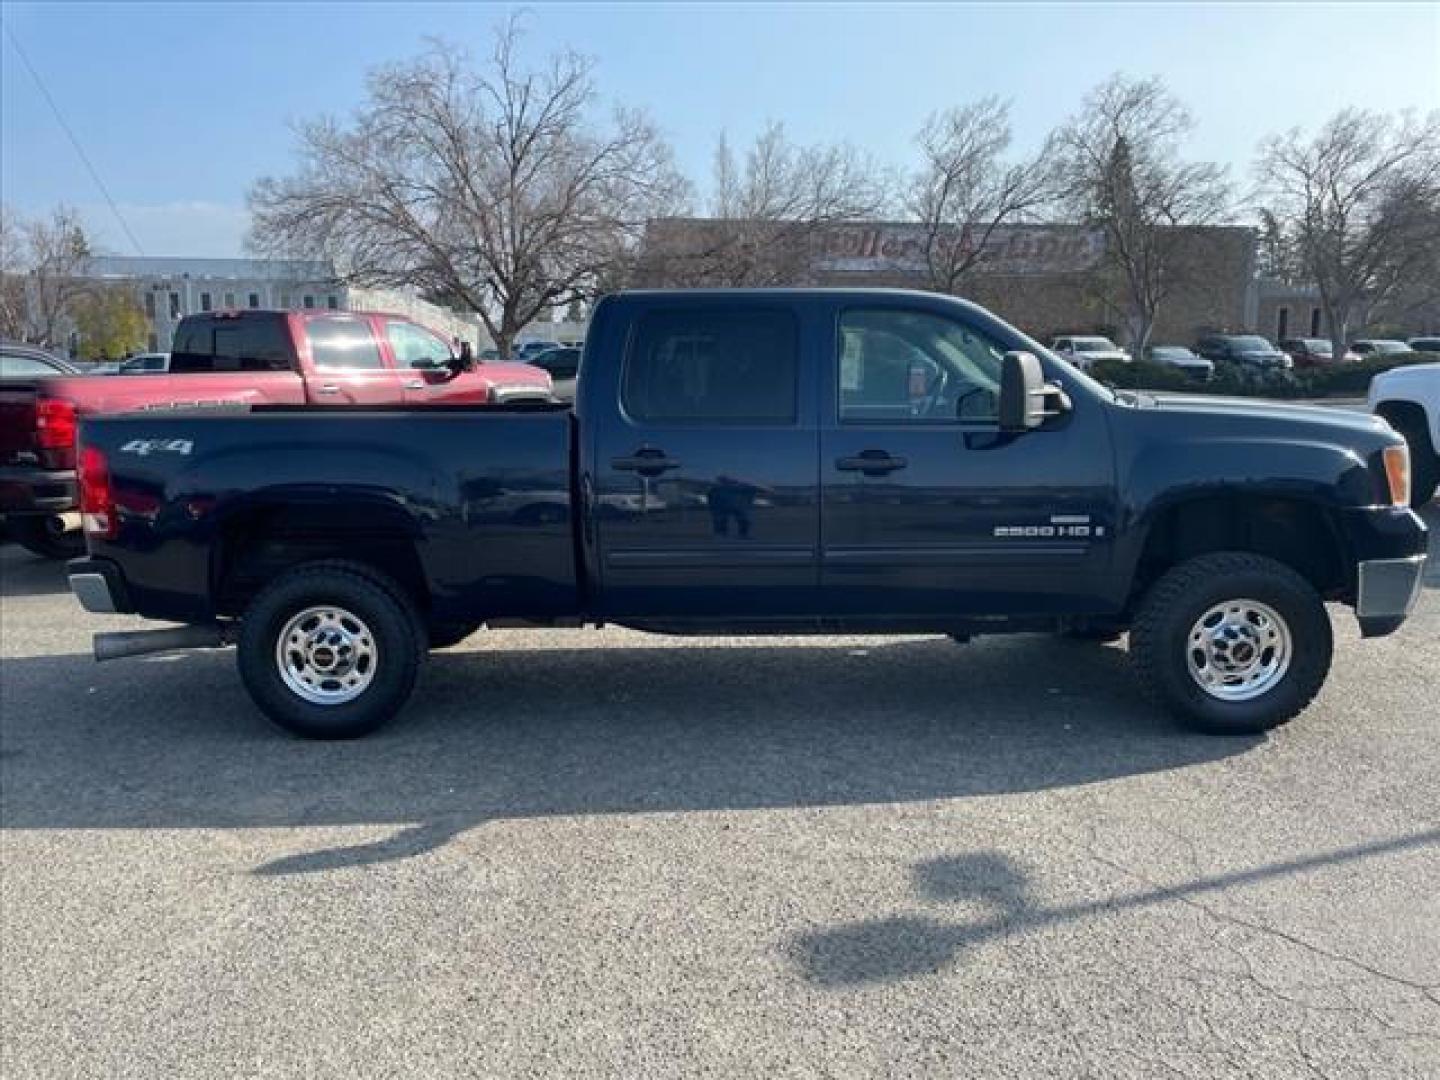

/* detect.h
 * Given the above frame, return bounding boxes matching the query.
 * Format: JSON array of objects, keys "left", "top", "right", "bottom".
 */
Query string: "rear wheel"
[
  {"left": 11, "top": 518, "right": 85, "bottom": 560},
  {"left": 1130, "top": 552, "right": 1332, "bottom": 735},
  {"left": 237, "top": 562, "right": 423, "bottom": 739}
]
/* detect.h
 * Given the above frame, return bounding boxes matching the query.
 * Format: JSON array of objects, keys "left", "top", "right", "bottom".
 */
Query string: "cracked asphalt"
[{"left": 2, "top": 509, "right": 1437, "bottom": 1078}]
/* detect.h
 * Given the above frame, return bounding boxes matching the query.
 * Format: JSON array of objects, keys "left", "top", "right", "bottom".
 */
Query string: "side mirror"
[
  {"left": 410, "top": 356, "right": 448, "bottom": 371},
  {"left": 999, "top": 351, "right": 1071, "bottom": 432}
]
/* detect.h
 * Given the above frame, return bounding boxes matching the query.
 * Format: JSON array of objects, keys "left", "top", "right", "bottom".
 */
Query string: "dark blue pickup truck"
[{"left": 67, "top": 289, "right": 1427, "bottom": 739}]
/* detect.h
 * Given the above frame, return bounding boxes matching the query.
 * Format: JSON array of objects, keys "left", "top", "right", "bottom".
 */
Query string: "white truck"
[{"left": 1369, "top": 363, "right": 1440, "bottom": 506}]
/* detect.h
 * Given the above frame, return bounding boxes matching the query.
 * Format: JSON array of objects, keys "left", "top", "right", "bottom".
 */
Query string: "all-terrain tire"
[
  {"left": 1130, "top": 552, "right": 1332, "bottom": 735},
  {"left": 237, "top": 561, "right": 424, "bottom": 739}
]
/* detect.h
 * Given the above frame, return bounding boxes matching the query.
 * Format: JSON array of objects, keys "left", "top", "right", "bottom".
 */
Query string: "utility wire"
[{"left": 3, "top": 20, "right": 146, "bottom": 256}]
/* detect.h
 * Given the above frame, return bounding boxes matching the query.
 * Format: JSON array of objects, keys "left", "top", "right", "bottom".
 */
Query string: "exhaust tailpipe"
[
  {"left": 48, "top": 511, "right": 81, "bottom": 536},
  {"left": 94, "top": 623, "right": 227, "bottom": 662}
]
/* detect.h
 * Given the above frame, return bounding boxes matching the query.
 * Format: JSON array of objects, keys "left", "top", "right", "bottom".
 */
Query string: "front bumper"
[
  {"left": 1355, "top": 555, "right": 1427, "bottom": 635},
  {"left": 1339, "top": 506, "right": 1428, "bottom": 637},
  {"left": 67, "top": 557, "right": 133, "bottom": 614}
]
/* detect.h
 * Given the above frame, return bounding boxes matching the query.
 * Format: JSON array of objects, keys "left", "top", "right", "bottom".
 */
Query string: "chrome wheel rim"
[
  {"left": 1186, "top": 599, "right": 1291, "bottom": 702},
  {"left": 276, "top": 606, "right": 378, "bottom": 705}
]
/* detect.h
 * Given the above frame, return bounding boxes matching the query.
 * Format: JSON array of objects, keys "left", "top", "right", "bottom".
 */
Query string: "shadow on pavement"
[
  {"left": 1, "top": 634, "right": 1261, "bottom": 874},
  {"left": 791, "top": 830, "right": 1440, "bottom": 985},
  {"left": 0, "top": 546, "right": 72, "bottom": 598}
]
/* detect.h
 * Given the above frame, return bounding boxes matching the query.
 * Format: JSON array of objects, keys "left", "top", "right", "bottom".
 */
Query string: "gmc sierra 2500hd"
[{"left": 68, "top": 289, "right": 1428, "bottom": 739}]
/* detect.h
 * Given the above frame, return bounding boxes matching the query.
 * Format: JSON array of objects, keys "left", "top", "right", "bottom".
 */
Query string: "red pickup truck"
[{"left": 0, "top": 309, "right": 552, "bottom": 558}]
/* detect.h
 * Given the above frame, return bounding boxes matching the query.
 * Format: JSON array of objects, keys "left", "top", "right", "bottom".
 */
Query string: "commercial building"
[
  {"left": 79, "top": 256, "right": 487, "bottom": 354},
  {"left": 637, "top": 218, "right": 1262, "bottom": 347}
]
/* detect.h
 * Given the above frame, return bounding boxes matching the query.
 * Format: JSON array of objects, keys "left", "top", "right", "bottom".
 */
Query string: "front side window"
[
  {"left": 623, "top": 308, "right": 797, "bottom": 423},
  {"left": 385, "top": 321, "right": 450, "bottom": 368},
  {"left": 838, "top": 308, "right": 1005, "bottom": 424},
  {"left": 307, "top": 316, "right": 383, "bottom": 370}
]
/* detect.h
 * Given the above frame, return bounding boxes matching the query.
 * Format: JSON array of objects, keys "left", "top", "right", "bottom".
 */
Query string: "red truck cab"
[{"left": 0, "top": 310, "right": 552, "bottom": 557}]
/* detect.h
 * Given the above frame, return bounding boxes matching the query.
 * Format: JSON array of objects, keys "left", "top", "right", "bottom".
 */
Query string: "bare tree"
[
  {"left": 249, "top": 21, "right": 686, "bottom": 358},
  {"left": 638, "top": 123, "right": 890, "bottom": 286},
  {"left": 1256, "top": 109, "right": 1440, "bottom": 358},
  {"left": 0, "top": 204, "right": 25, "bottom": 340},
  {"left": 1055, "top": 75, "right": 1231, "bottom": 352},
  {"left": 909, "top": 97, "right": 1057, "bottom": 295},
  {"left": 0, "top": 204, "right": 93, "bottom": 345}
]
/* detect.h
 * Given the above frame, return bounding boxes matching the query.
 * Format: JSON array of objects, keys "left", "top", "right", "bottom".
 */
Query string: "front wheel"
[
  {"left": 1130, "top": 552, "right": 1332, "bottom": 735},
  {"left": 237, "top": 562, "right": 423, "bottom": 739}
]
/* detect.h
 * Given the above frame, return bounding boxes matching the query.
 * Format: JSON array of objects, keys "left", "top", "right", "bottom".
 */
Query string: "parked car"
[
  {"left": 1, "top": 342, "right": 83, "bottom": 557},
  {"left": 1280, "top": 338, "right": 1358, "bottom": 368},
  {"left": 1050, "top": 335, "right": 1129, "bottom": 371},
  {"left": 0, "top": 310, "right": 553, "bottom": 558},
  {"left": 1351, "top": 339, "right": 1411, "bottom": 359},
  {"left": 1144, "top": 345, "right": 1213, "bottom": 381},
  {"left": 1, "top": 341, "right": 79, "bottom": 378},
  {"left": 530, "top": 346, "right": 582, "bottom": 402},
  {"left": 1195, "top": 334, "right": 1292, "bottom": 371},
  {"left": 515, "top": 340, "right": 562, "bottom": 361},
  {"left": 1369, "top": 362, "right": 1439, "bottom": 506},
  {"left": 117, "top": 352, "right": 170, "bottom": 375},
  {"left": 1408, "top": 337, "right": 1440, "bottom": 353},
  {"left": 69, "top": 289, "right": 1427, "bottom": 742}
]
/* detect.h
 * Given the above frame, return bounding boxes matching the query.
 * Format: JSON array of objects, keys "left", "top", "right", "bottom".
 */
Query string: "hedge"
[{"left": 1089, "top": 351, "right": 1439, "bottom": 399}]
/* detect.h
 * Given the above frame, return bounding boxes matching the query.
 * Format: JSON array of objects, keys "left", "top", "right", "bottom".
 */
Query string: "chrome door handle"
[
  {"left": 316, "top": 384, "right": 340, "bottom": 395},
  {"left": 404, "top": 381, "right": 425, "bottom": 390},
  {"left": 836, "top": 450, "right": 908, "bottom": 476}
]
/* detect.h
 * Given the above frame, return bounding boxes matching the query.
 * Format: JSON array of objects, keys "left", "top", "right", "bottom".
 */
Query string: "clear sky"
[{"left": 4, "top": 1, "right": 1437, "bottom": 257}]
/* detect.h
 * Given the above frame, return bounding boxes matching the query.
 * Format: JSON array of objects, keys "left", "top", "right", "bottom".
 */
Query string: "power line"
[{"left": 3, "top": 20, "right": 146, "bottom": 256}]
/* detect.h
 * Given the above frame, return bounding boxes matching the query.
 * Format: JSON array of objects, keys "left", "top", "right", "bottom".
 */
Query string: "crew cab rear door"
[
  {"left": 591, "top": 299, "right": 822, "bottom": 617},
  {"left": 819, "top": 298, "right": 1118, "bottom": 616}
]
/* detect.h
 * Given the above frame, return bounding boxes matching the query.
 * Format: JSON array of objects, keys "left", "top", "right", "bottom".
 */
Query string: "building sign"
[{"left": 811, "top": 223, "right": 1105, "bottom": 276}]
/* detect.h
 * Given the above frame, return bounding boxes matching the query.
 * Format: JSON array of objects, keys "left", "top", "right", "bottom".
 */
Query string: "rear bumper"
[
  {"left": 0, "top": 465, "right": 76, "bottom": 515},
  {"left": 67, "top": 557, "right": 133, "bottom": 614}
]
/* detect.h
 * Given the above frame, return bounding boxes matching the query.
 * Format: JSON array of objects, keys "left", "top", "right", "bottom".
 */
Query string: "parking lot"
[{"left": 1, "top": 513, "right": 1437, "bottom": 1079}]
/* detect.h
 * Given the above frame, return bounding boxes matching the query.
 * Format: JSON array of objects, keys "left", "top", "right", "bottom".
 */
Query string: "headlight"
[{"left": 1382, "top": 443, "right": 1411, "bottom": 506}]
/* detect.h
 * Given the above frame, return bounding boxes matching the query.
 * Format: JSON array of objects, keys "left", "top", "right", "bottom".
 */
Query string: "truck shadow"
[{"left": 1, "top": 635, "right": 1260, "bottom": 874}]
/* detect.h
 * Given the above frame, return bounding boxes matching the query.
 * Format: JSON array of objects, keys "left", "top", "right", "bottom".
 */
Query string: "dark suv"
[{"left": 1196, "top": 334, "right": 1292, "bottom": 370}]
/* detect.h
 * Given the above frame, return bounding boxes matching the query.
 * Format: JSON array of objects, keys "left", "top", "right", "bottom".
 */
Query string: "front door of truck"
[
  {"left": 819, "top": 302, "right": 1118, "bottom": 617},
  {"left": 593, "top": 303, "right": 820, "bottom": 617}
]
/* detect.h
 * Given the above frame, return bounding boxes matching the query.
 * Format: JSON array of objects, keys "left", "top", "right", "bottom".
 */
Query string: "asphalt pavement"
[{"left": 2, "top": 512, "right": 1438, "bottom": 1078}]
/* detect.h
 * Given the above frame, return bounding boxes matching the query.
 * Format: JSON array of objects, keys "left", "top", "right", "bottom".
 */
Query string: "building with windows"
[
  {"left": 636, "top": 218, "right": 1263, "bottom": 348},
  {"left": 81, "top": 256, "right": 486, "bottom": 354}
]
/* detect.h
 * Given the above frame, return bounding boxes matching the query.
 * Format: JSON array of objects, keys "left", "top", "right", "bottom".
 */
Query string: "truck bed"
[{"left": 80, "top": 404, "right": 580, "bottom": 624}]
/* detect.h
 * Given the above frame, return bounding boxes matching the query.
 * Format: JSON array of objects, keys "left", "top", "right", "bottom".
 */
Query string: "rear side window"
[
  {"left": 622, "top": 309, "right": 797, "bottom": 423},
  {"left": 307, "top": 316, "right": 383, "bottom": 370},
  {"left": 170, "top": 316, "right": 292, "bottom": 373}
]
